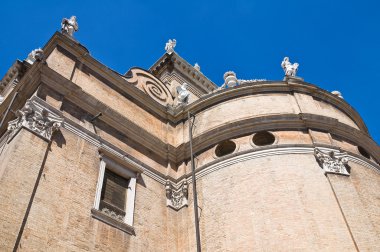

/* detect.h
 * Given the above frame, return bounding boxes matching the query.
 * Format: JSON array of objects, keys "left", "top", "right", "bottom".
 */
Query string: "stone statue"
[
  {"left": 176, "top": 83, "right": 190, "bottom": 104},
  {"left": 281, "top": 57, "right": 299, "bottom": 77},
  {"left": 331, "top": 91, "right": 343, "bottom": 99},
  {"left": 221, "top": 71, "right": 238, "bottom": 88},
  {"left": 165, "top": 39, "right": 176, "bottom": 54},
  {"left": 194, "top": 63, "right": 201, "bottom": 71},
  {"left": 26, "top": 48, "right": 44, "bottom": 64},
  {"left": 61, "top": 16, "right": 79, "bottom": 37},
  {"left": 0, "top": 95, "right": 4, "bottom": 104}
]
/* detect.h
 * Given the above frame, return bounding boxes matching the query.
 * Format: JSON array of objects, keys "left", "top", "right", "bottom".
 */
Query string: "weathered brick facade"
[{"left": 0, "top": 31, "right": 379, "bottom": 251}]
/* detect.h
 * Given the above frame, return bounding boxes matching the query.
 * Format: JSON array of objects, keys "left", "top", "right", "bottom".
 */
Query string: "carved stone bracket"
[
  {"left": 314, "top": 148, "right": 350, "bottom": 176},
  {"left": 8, "top": 100, "right": 64, "bottom": 141},
  {"left": 165, "top": 180, "right": 188, "bottom": 210}
]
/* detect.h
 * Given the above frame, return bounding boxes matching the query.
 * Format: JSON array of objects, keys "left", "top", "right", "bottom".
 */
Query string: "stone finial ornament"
[
  {"left": 281, "top": 57, "right": 299, "bottom": 77},
  {"left": 222, "top": 71, "right": 238, "bottom": 88},
  {"left": 194, "top": 63, "right": 201, "bottom": 71},
  {"left": 176, "top": 83, "right": 190, "bottom": 104},
  {"left": 314, "top": 148, "right": 350, "bottom": 176},
  {"left": 331, "top": 90, "right": 343, "bottom": 99},
  {"left": 26, "top": 48, "right": 44, "bottom": 64},
  {"left": 8, "top": 100, "right": 64, "bottom": 140},
  {"left": 61, "top": 16, "right": 79, "bottom": 37},
  {"left": 165, "top": 180, "right": 188, "bottom": 210},
  {"left": 165, "top": 39, "right": 176, "bottom": 54}
]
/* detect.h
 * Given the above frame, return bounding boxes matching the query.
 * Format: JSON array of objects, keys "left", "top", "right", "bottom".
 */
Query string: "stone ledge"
[{"left": 91, "top": 208, "right": 135, "bottom": 235}]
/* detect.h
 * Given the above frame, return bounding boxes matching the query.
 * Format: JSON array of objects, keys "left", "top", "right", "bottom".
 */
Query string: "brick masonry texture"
[{"left": 0, "top": 32, "right": 379, "bottom": 251}]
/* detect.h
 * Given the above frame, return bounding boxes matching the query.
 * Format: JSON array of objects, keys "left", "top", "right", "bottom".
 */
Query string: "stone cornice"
[
  {"left": 39, "top": 32, "right": 368, "bottom": 134},
  {"left": 11, "top": 96, "right": 379, "bottom": 187}
]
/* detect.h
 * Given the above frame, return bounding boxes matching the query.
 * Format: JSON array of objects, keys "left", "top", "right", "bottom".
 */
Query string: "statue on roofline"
[
  {"left": 165, "top": 39, "right": 176, "bottom": 54},
  {"left": 281, "top": 57, "right": 299, "bottom": 77},
  {"left": 61, "top": 16, "right": 79, "bottom": 37}
]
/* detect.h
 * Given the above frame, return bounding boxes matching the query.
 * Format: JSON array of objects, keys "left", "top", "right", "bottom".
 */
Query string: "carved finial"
[
  {"left": 194, "top": 63, "right": 201, "bottom": 71},
  {"left": 26, "top": 48, "right": 44, "bottom": 64},
  {"left": 281, "top": 57, "right": 299, "bottom": 77},
  {"left": 314, "top": 148, "right": 349, "bottom": 176},
  {"left": 176, "top": 83, "right": 190, "bottom": 105},
  {"left": 222, "top": 71, "right": 238, "bottom": 88},
  {"left": 165, "top": 39, "right": 176, "bottom": 54},
  {"left": 61, "top": 16, "right": 78, "bottom": 37},
  {"left": 331, "top": 91, "right": 343, "bottom": 99}
]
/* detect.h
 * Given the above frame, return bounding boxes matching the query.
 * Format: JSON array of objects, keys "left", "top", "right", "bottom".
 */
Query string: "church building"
[{"left": 0, "top": 17, "right": 379, "bottom": 251}]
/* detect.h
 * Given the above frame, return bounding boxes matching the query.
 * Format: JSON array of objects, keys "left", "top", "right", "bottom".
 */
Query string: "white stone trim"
[
  {"left": 186, "top": 146, "right": 380, "bottom": 184},
  {"left": 93, "top": 154, "right": 139, "bottom": 229},
  {"left": 7, "top": 99, "right": 63, "bottom": 141}
]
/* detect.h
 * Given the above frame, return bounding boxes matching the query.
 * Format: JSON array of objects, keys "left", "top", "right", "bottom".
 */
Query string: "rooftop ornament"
[
  {"left": 281, "top": 57, "right": 299, "bottom": 77},
  {"left": 221, "top": 71, "right": 238, "bottom": 88},
  {"left": 194, "top": 63, "right": 201, "bottom": 71},
  {"left": 331, "top": 90, "right": 343, "bottom": 99},
  {"left": 61, "top": 16, "right": 79, "bottom": 37},
  {"left": 176, "top": 83, "right": 190, "bottom": 105},
  {"left": 25, "top": 48, "right": 44, "bottom": 64},
  {"left": 0, "top": 95, "right": 4, "bottom": 104},
  {"left": 165, "top": 39, "right": 176, "bottom": 54}
]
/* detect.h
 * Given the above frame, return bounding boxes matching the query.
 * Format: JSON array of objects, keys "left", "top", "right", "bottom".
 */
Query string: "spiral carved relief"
[{"left": 124, "top": 68, "right": 174, "bottom": 106}]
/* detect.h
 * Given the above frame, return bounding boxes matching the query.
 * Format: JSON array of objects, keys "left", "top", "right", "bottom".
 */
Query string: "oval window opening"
[
  {"left": 358, "top": 146, "right": 370, "bottom": 159},
  {"left": 252, "top": 131, "right": 275, "bottom": 146},
  {"left": 215, "top": 140, "right": 236, "bottom": 157}
]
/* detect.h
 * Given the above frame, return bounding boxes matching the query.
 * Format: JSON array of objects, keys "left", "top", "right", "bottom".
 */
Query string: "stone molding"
[
  {"left": 165, "top": 180, "right": 188, "bottom": 210},
  {"left": 124, "top": 68, "right": 175, "bottom": 106},
  {"left": 5, "top": 97, "right": 378, "bottom": 187},
  {"left": 7, "top": 99, "right": 63, "bottom": 141},
  {"left": 39, "top": 32, "right": 367, "bottom": 134},
  {"left": 314, "top": 148, "right": 350, "bottom": 176}
]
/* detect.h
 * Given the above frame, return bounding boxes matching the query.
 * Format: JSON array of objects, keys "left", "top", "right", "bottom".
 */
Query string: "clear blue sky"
[{"left": 1, "top": 0, "right": 379, "bottom": 144}]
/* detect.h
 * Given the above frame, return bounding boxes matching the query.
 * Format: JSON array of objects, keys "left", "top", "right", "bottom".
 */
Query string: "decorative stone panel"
[
  {"left": 314, "top": 148, "right": 350, "bottom": 176},
  {"left": 8, "top": 99, "right": 63, "bottom": 141},
  {"left": 165, "top": 180, "right": 188, "bottom": 210}
]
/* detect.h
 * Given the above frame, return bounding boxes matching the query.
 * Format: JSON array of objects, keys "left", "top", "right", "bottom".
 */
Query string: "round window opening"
[
  {"left": 215, "top": 140, "right": 236, "bottom": 157},
  {"left": 358, "top": 146, "right": 370, "bottom": 159},
  {"left": 252, "top": 131, "right": 276, "bottom": 146}
]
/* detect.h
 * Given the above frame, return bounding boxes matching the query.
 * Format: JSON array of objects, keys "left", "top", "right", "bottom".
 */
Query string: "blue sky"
[{"left": 1, "top": 0, "right": 379, "bottom": 144}]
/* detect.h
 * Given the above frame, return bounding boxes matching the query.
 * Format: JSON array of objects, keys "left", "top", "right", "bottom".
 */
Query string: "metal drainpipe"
[
  {"left": 0, "top": 92, "right": 19, "bottom": 129},
  {"left": 188, "top": 111, "right": 201, "bottom": 252}
]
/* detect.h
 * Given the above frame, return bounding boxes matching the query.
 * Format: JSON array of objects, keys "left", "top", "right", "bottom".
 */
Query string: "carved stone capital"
[
  {"left": 165, "top": 180, "right": 188, "bottom": 210},
  {"left": 8, "top": 100, "right": 64, "bottom": 141},
  {"left": 314, "top": 148, "right": 350, "bottom": 176}
]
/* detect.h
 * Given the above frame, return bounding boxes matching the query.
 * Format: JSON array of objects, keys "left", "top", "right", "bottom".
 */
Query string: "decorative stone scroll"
[
  {"left": 124, "top": 68, "right": 174, "bottom": 106},
  {"left": 165, "top": 180, "right": 188, "bottom": 210},
  {"left": 314, "top": 148, "right": 350, "bottom": 176},
  {"left": 8, "top": 100, "right": 64, "bottom": 140}
]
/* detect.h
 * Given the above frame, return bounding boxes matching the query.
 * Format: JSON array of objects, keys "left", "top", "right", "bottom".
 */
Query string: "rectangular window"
[
  {"left": 99, "top": 169, "right": 129, "bottom": 222},
  {"left": 91, "top": 149, "right": 142, "bottom": 235}
]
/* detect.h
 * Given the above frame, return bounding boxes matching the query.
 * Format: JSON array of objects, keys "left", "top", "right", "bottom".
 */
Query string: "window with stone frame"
[{"left": 91, "top": 149, "right": 141, "bottom": 235}]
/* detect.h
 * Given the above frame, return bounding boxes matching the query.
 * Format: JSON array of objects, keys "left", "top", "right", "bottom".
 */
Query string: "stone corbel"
[
  {"left": 165, "top": 180, "right": 188, "bottom": 210},
  {"left": 314, "top": 148, "right": 350, "bottom": 176},
  {"left": 7, "top": 99, "right": 64, "bottom": 141}
]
